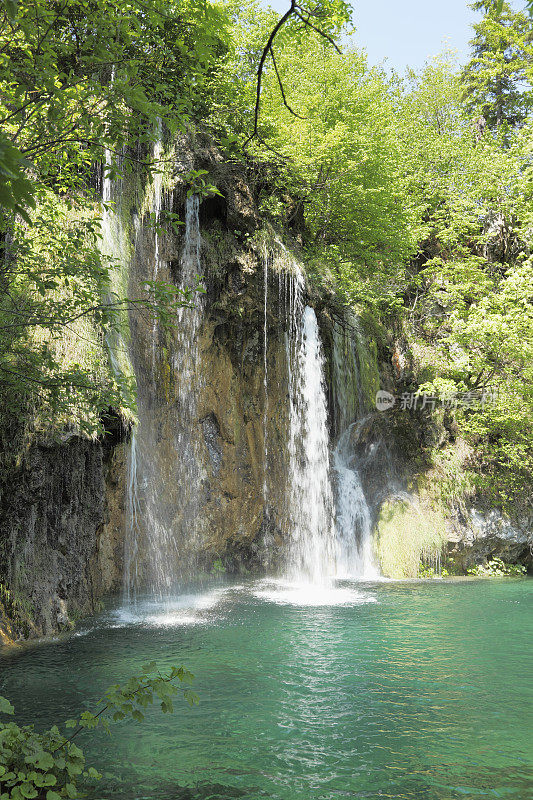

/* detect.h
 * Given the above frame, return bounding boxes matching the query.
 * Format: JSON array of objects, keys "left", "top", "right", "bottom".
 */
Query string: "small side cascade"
[
  {"left": 170, "top": 192, "right": 206, "bottom": 563},
  {"left": 123, "top": 428, "right": 140, "bottom": 602},
  {"left": 331, "top": 321, "right": 380, "bottom": 579},
  {"left": 98, "top": 67, "right": 135, "bottom": 393},
  {"left": 262, "top": 244, "right": 270, "bottom": 512},
  {"left": 333, "top": 422, "right": 379, "bottom": 579},
  {"left": 100, "top": 146, "right": 132, "bottom": 386},
  {"left": 150, "top": 122, "right": 164, "bottom": 376}
]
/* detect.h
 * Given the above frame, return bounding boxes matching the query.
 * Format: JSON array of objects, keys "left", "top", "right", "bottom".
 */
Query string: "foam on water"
[{"left": 253, "top": 578, "right": 377, "bottom": 607}]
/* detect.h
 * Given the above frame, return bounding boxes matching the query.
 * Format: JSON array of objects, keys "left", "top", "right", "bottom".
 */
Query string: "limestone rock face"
[{"left": 126, "top": 215, "right": 300, "bottom": 578}]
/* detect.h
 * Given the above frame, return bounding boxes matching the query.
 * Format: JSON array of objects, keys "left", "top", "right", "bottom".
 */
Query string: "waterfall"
[
  {"left": 123, "top": 428, "right": 140, "bottom": 601},
  {"left": 262, "top": 245, "right": 269, "bottom": 512},
  {"left": 262, "top": 240, "right": 377, "bottom": 584},
  {"left": 99, "top": 66, "right": 135, "bottom": 399},
  {"left": 100, "top": 149, "right": 133, "bottom": 393},
  {"left": 151, "top": 121, "right": 163, "bottom": 376},
  {"left": 285, "top": 275, "right": 336, "bottom": 583},
  {"left": 118, "top": 203, "right": 380, "bottom": 594},
  {"left": 170, "top": 192, "right": 205, "bottom": 563}
]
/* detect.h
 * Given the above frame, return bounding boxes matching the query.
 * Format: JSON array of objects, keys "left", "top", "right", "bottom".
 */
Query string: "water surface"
[{"left": 1, "top": 578, "right": 532, "bottom": 800}]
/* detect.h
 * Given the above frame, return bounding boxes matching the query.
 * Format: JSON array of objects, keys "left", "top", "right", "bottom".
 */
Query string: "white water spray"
[
  {"left": 262, "top": 245, "right": 269, "bottom": 511},
  {"left": 150, "top": 121, "right": 164, "bottom": 375}
]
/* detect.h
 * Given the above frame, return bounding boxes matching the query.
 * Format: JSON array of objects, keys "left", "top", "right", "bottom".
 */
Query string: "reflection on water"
[{"left": 1, "top": 579, "right": 532, "bottom": 800}]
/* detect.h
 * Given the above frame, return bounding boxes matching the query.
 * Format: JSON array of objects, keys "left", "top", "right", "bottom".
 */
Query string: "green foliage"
[
  {"left": 467, "top": 557, "right": 527, "bottom": 576},
  {"left": 398, "top": 54, "right": 533, "bottom": 507},
  {"left": 0, "top": 0, "right": 530, "bottom": 509},
  {"left": 256, "top": 36, "right": 416, "bottom": 278},
  {"left": 0, "top": 189, "right": 198, "bottom": 437},
  {"left": 417, "top": 565, "right": 450, "bottom": 579},
  {"left": 0, "top": 0, "right": 231, "bottom": 212},
  {"left": 0, "top": 664, "right": 198, "bottom": 800},
  {"left": 184, "top": 169, "right": 223, "bottom": 199},
  {"left": 0, "top": 134, "right": 35, "bottom": 222},
  {"left": 461, "top": 1, "right": 532, "bottom": 130},
  {"left": 0, "top": 0, "right": 232, "bottom": 437},
  {"left": 0, "top": 584, "right": 34, "bottom": 639}
]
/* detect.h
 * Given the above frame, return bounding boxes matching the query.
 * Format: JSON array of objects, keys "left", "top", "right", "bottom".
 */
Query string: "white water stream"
[
  {"left": 259, "top": 243, "right": 380, "bottom": 584},
  {"left": 286, "top": 304, "right": 336, "bottom": 583},
  {"left": 333, "top": 424, "right": 379, "bottom": 579}
]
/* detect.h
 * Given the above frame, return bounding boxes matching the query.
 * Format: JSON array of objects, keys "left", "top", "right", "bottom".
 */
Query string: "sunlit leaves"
[
  {"left": 400, "top": 53, "right": 533, "bottom": 504},
  {"left": 0, "top": 698, "right": 15, "bottom": 716},
  {"left": 0, "top": 0, "right": 232, "bottom": 215}
]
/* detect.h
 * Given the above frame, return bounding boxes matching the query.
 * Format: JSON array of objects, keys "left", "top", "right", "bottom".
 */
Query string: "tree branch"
[
  {"left": 269, "top": 45, "right": 305, "bottom": 119},
  {"left": 293, "top": 10, "right": 342, "bottom": 54},
  {"left": 244, "top": 1, "right": 342, "bottom": 146},
  {"left": 244, "top": 1, "right": 297, "bottom": 146}
]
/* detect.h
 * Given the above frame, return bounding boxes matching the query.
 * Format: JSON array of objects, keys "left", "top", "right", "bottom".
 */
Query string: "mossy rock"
[{"left": 374, "top": 496, "right": 447, "bottom": 578}]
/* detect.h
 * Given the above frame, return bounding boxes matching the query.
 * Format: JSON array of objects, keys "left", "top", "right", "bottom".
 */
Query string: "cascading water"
[
  {"left": 280, "top": 254, "right": 336, "bottom": 584},
  {"left": 123, "top": 428, "right": 140, "bottom": 601},
  {"left": 262, "top": 244, "right": 269, "bottom": 512},
  {"left": 123, "top": 189, "right": 206, "bottom": 600},
  {"left": 169, "top": 192, "right": 205, "bottom": 563},
  {"left": 260, "top": 240, "right": 379, "bottom": 584},
  {"left": 119, "top": 197, "right": 380, "bottom": 595},
  {"left": 174, "top": 193, "right": 204, "bottom": 380},
  {"left": 100, "top": 150, "right": 133, "bottom": 390},
  {"left": 287, "top": 305, "right": 336, "bottom": 583},
  {"left": 150, "top": 122, "right": 163, "bottom": 376},
  {"left": 331, "top": 321, "right": 380, "bottom": 579},
  {"left": 333, "top": 423, "right": 379, "bottom": 579}
]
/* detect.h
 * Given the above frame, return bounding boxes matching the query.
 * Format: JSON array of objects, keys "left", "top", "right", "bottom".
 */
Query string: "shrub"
[{"left": 0, "top": 664, "right": 198, "bottom": 800}]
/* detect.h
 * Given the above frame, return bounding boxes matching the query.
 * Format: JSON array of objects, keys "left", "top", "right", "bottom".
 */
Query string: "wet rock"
[{"left": 0, "top": 433, "right": 126, "bottom": 640}]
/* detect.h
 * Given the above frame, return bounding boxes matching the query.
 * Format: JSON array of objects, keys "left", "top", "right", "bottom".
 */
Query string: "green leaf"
[
  {"left": 0, "top": 697, "right": 14, "bottom": 715},
  {"left": 19, "top": 784, "right": 38, "bottom": 799}
]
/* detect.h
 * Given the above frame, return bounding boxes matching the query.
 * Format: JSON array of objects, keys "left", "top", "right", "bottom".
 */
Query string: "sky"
[{"left": 259, "top": 1, "right": 523, "bottom": 74}]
